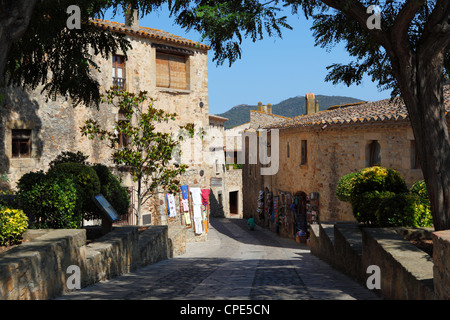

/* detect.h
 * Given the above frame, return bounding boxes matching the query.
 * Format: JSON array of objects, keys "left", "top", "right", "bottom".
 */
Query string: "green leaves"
[{"left": 81, "top": 89, "right": 191, "bottom": 220}]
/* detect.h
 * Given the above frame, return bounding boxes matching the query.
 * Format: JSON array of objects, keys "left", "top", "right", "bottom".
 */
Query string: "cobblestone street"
[{"left": 58, "top": 218, "right": 380, "bottom": 300}]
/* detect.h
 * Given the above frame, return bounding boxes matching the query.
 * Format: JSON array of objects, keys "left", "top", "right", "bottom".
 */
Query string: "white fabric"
[
  {"left": 167, "top": 194, "right": 177, "bottom": 218},
  {"left": 190, "top": 188, "right": 203, "bottom": 234}
]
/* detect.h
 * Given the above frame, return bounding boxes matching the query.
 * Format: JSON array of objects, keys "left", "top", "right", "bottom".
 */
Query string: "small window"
[
  {"left": 410, "top": 140, "right": 421, "bottom": 169},
  {"left": 287, "top": 141, "right": 290, "bottom": 158},
  {"left": 367, "top": 140, "right": 381, "bottom": 166},
  {"left": 156, "top": 52, "right": 188, "bottom": 90},
  {"left": 300, "top": 140, "right": 307, "bottom": 165},
  {"left": 12, "top": 129, "right": 32, "bottom": 158},
  {"left": 112, "top": 55, "right": 126, "bottom": 91}
]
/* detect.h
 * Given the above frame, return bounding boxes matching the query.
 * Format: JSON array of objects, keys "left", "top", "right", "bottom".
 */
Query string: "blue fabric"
[{"left": 181, "top": 185, "right": 189, "bottom": 199}]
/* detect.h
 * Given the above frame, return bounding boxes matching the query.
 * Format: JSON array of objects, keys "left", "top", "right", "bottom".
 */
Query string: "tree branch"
[
  {"left": 318, "top": 0, "right": 390, "bottom": 48},
  {"left": 419, "top": 0, "right": 450, "bottom": 60}
]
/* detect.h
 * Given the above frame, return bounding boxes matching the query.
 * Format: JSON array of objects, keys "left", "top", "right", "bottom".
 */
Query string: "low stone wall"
[
  {"left": 0, "top": 225, "right": 171, "bottom": 300},
  {"left": 310, "top": 222, "right": 437, "bottom": 300},
  {"left": 432, "top": 230, "right": 450, "bottom": 299}
]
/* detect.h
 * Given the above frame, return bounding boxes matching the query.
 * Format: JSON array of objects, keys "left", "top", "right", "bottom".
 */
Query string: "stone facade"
[
  {"left": 243, "top": 88, "right": 450, "bottom": 224},
  {"left": 0, "top": 18, "right": 215, "bottom": 238}
]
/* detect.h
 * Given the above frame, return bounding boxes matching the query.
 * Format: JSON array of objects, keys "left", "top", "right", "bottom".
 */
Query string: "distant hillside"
[{"left": 217, "top": 95, "right": 365, "bottom": 129}]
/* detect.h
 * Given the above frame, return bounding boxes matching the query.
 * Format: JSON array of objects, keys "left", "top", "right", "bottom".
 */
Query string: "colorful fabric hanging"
[
  {"left": 166, "top": 193, "right": 177, "bottom": 218},
  {"left": 201, "top": 189, "right": 210, "bottom": 205},
  {"left": 180, "top": 185, "right": 189, "bottom": 199},
  {"left": 190, "top": 188, "right": 203, "bottom": 234}
]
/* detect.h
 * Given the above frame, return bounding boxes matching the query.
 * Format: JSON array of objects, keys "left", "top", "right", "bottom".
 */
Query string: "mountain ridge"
[{"left": 217, "top": 94, "right": 366, "bottom": 129}]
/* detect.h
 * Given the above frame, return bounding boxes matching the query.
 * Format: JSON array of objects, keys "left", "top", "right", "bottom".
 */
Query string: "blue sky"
[{"left": 104, "top": 6, "right": 391, "bottom": 115}]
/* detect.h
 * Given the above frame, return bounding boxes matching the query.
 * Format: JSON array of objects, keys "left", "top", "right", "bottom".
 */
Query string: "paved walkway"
[{"left": 58, "top": 218, "right": 380, "bottom": 300}]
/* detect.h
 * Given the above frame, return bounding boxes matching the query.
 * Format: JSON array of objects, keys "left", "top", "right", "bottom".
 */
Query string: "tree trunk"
[
  {"left": 398, "top": 52, "right": 450, "bottom": 231},
  {"left": 0, "top": 0, "right": 37, "bottom": 81},
  {"left": 136, "top": 178, "right": 142, "bottom": 225}
]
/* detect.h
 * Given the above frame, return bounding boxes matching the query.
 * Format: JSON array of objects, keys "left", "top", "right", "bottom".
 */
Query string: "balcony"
[{"left": 113, "top": 77, "right": 126, "bottom": 92}]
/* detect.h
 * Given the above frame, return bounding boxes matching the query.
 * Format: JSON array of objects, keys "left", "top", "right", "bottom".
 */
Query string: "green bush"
[
  {"left": 49, "top": 151, "right": 89, "bottom": 169},
  {"left": 16, "top": 173, "right": 81, "bottom": 229},
  {"left": 409, "top": 180, "right": 433, "bottom": 227},
  {"left": 375, "top": 193, "right": 416, "bottom": 227},
  {"left": 48, "top": 162, "right": 101, "bottom": 220},
  {"left": 344, "top": 167, "right": 408, "bottom": 226},
  {"left": 91, "top": 164, "right": 130, "bottom": 217},
  {"left": 16, "top": 170, "right": 46, "bottom": 194},
  {"left": 351, "top": 166, "right": 408, "bottom": 196},
  {"left": 336, "top": 171, "right": 358, "bottom": 202},
  {"left": 0, "top": 208, "right": 28, "bottom": 246},
  {"left": 352, "top": 191, "right": 395, "bottom": 225}
]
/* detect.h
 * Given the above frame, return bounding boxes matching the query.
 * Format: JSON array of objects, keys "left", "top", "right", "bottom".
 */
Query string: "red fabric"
[{"left": 201, "top": 189, "right": 210, "bottom": 205}]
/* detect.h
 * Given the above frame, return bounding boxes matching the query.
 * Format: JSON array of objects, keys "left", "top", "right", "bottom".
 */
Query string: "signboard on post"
[
  {"left": 93, "top": 194, "right": 120, "bottom": 234},
  {"left": 93, "top": 194, "right": 120, "bottom": 222}
]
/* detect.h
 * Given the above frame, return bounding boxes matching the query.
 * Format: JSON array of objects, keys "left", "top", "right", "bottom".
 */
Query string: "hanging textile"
[
  {"left": 180, "top": 185, "right": 191, "bottom": 225},
  {"left": 181, "top": 185, "right": 189, "bottom": 200},
  {"left": 190, "top": 188, "right": 203, "bottom": 234},
  {"left": 166, "top": 193, "right": 177, "bottom": 218},
  {"left": 257, "top": 190, "right": 264, "bottom": 220},
  {"left": 201, "top": 189, "right": 210, "bottom": 233}
]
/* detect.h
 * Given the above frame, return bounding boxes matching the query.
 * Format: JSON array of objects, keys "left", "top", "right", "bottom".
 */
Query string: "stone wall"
[
  {"left": 0, "top": 225, "right": 172, "bottom": 300},
  {"left": 1, "top": 30, "right": 213, "bottom": 237},
  {"left": 310, "top": 222, "right": 437, "bottom": 300},
  {"left": 244, "top": 122, "right": 428, "bottom": 223},
  {"left": 432, "top": 230, "right": 450, "bottom": 299}
]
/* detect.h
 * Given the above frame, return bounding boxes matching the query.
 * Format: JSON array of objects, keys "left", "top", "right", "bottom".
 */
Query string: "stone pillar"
[{"left": 432, "top": 230, "right": 450, "bottom": 299}]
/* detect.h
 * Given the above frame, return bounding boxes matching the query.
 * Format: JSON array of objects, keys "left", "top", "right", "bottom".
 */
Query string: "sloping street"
[{"left": 58, "top": 218, "right": 379, "bottom": 301}]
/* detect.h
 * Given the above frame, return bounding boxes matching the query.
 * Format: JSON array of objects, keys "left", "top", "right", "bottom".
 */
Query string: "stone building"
[
  {"left": 0, "top": 16, "right": 215, "bottom": 238},
  {"left": 242, "top": 88, "right": 450, "bottom": 236}
]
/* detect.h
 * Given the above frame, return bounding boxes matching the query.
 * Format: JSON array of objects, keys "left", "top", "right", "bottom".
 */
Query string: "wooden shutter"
[
  {"left": 169, "top": 54, "right": 187, "bottom": 90},
  {"left": 156, "top": 52, "right": 187, "bottom": 89},
  {"left": 156, "top": 53, "right": 170, "bottom": 88}
]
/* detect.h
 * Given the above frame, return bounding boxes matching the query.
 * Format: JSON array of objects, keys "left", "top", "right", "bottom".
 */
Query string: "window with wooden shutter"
[{"left": 156, "top": 52, "right": 188, "bottom": 90}]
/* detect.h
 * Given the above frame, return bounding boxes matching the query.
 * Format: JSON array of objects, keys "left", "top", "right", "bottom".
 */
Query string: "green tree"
[
  {"left": 2, "top": 0, "right": 450, "bottom": 230},
  {"left": 81, "top": 90, "right": 191, "bottom": 224},
  {"left": 170, "top": 0, "right": 450, "bottom": 230}
]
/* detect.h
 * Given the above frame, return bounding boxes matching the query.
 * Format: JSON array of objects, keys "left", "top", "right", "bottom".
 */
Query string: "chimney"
[
  {"left": 125, "top": 6, "right": 139, "bottom": 29},
  {"left": 305, "top": 93, "right": 316, "bottom": 115},
  {"left": 258, "top": 101, "right": 263, "bottom": 112},
  {"left": 267, "top": 103, "right": 272, "bottom": 114}
]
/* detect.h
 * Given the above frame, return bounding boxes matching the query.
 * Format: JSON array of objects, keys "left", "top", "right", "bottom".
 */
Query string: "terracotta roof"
[
  {"left": 89, "top": 19, "right": 209, "bottom": 51},
  {"left": 269, "top": 84, "right": 450, "bottom": 130}
]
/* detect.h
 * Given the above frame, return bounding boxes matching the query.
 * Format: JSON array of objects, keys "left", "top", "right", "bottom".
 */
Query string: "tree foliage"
[{"left": 81, "top": 90, "right": 192, "bottom": 223}]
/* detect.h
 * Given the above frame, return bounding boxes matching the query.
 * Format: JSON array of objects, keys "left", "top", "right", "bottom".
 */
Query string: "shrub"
[
  {"left": 345, "top": 166, "right": 408, "bottom": 226},
  {"left": 352, "top": 191, "right": 395, "bottom": 225},
  {"left": 336, "top": 171, "right": 358, "bottom": 202},
  {"left": 16, "top": 173, "right": 81, "bottom": 229},
  {"left": 49, "top": 151, "right": 89, "bottom": 169},
  {"left": 409, "top": 180, "right": 433, "bottom": 227},
  {"left": 351, "top": 166, "right": 408, "bottom": 196},
  {"left": 16, "top": 170, "right": 46, "bottom": 194},
  {"left": 0, "top": 208, "right": 28, "bottom": 246},
  {"left": 375, "top": 193, "right": 416, "bottom": 227},
  {"left": 48, "top": 162, "right": 101, "bottom": 221},
  {"left": 91, "top": 164, "right": 130, "bottom": 217}
]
